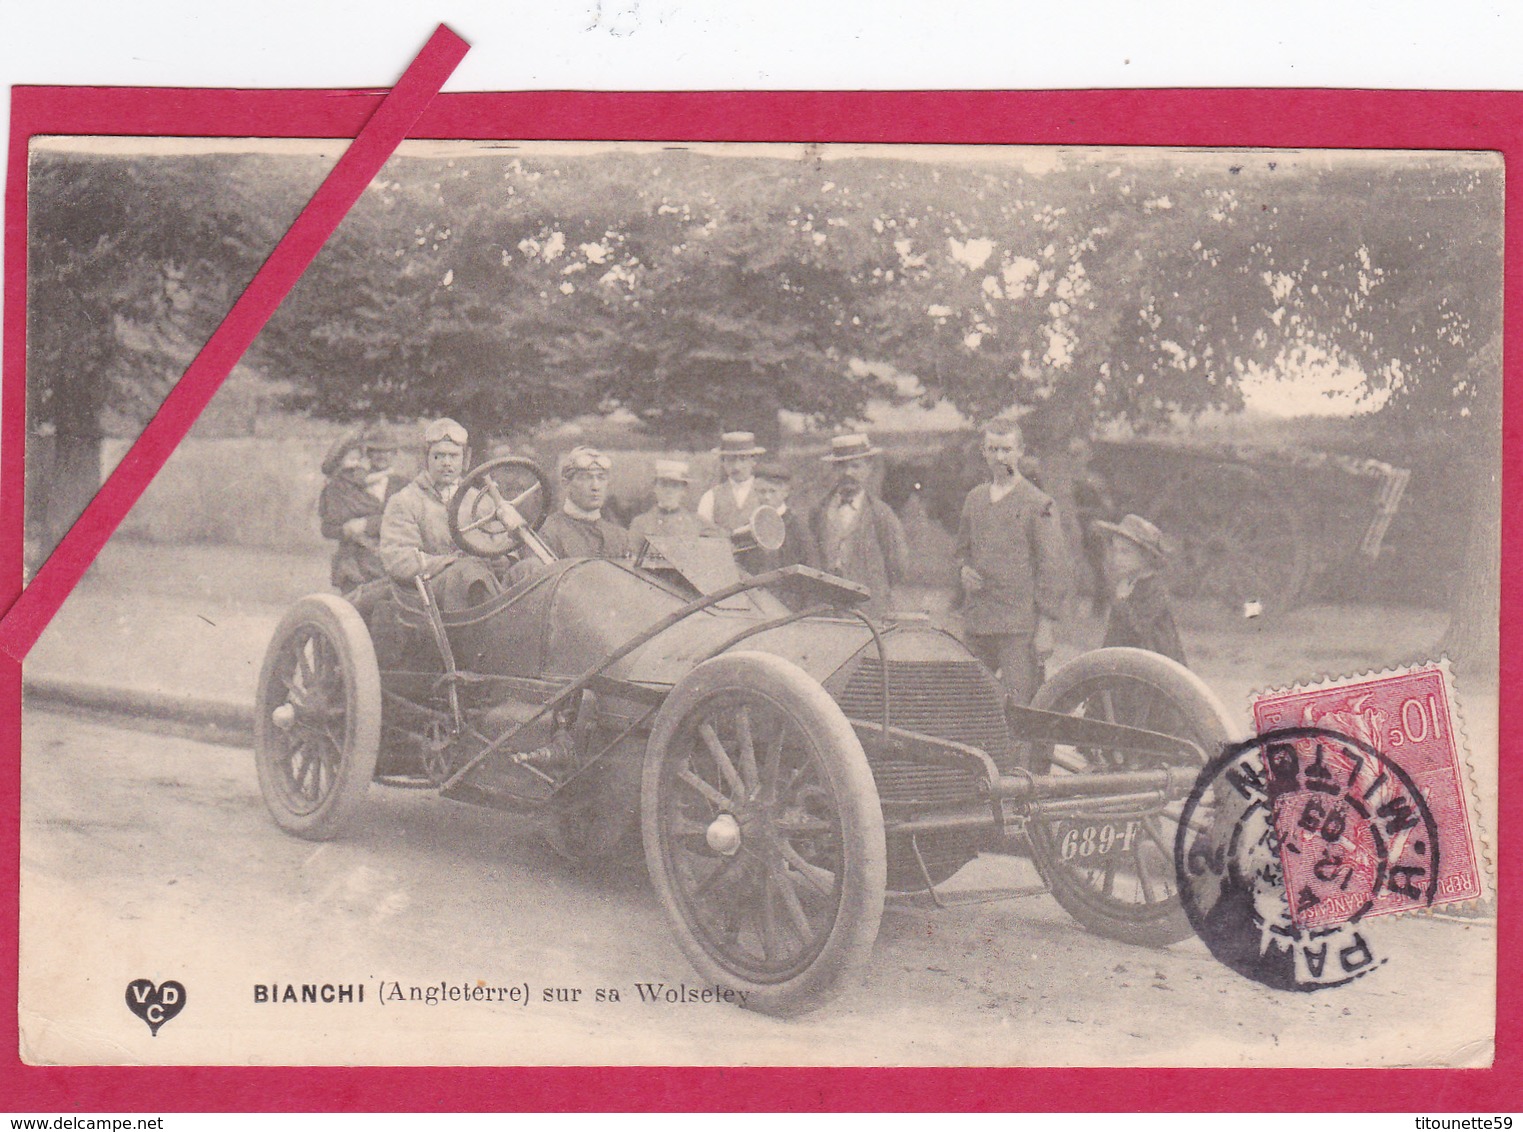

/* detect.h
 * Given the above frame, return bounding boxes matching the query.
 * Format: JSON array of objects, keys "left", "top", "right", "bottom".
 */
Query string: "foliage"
[
  {"left": 848, "top": 150, "right": 1501, "bottom": 446},
  {"left": 29, "top": 145, "right": 1502, "bottom": 453},
  {"left": 27, "top": 151, "right": 324, "bottom": 439}
]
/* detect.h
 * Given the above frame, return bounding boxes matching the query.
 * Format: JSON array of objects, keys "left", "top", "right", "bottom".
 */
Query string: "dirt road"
[{"left": 20, "top": 708, "right": 1493, "bottom": 1068}]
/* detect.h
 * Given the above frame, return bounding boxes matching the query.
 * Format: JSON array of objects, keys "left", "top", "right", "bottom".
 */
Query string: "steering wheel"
[{"left": 447, "top": 456, "right": 553, "bottom": 558}]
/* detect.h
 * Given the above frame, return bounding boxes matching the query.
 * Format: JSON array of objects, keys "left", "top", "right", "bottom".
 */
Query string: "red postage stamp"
[{"left": 1251, "top": 663, "right": 1485, "bottom": 927}]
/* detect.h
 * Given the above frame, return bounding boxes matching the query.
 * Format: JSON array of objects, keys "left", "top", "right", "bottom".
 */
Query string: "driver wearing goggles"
[
  {"left": 378, "top": 416, "right": 510, "bottom": 611},
  {"left": 379, "top": 417, "right": 471, "bottom": 583}
]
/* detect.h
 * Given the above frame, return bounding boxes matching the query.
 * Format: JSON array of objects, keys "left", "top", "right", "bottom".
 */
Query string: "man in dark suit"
[
  {"left": 809, "top": 433, "right": 909, "bottom": 618},
  {"left": 955, "top": 419, "right": 1070, "bottom": 705}
]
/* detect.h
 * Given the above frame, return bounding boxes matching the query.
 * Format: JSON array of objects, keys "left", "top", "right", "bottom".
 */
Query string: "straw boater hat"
[
  {"left": 652, "top": 458, "right": 692, "bottom": 484},
  {"left": 1093, "top": 513, "right": 1169, "bottom": 562},
  {"left": 713, "top": 431, "right": 767, "bottom": 458},
  {"left": 320, "top": 430, "right": 367, "bottom": 477},
  {"left": 821, "top": 433, "right": 883, "bottom": 462}
]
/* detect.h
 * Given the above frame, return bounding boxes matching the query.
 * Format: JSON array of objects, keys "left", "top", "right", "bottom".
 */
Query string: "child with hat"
[
  {"left": 737, "top": 462, "right": 818, "bottom": 576},
  {"left": 1094, "top": 513, "right": 1187, "bottom": 665}
]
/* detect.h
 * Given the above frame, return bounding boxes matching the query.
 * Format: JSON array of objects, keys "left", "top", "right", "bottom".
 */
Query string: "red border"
[{"left": 3, "top": 85, "right": 1517, "bottom": 1111}]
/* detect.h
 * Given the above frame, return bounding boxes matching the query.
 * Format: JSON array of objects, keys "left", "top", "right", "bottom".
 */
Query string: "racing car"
[{"left": 254, "top": 456, "right": 1237, "bottom": 1015}]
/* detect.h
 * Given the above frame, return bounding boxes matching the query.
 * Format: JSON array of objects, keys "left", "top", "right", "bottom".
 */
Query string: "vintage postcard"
[{"left": 13, "top": 123, "right": 1501, "bottom": 1074}]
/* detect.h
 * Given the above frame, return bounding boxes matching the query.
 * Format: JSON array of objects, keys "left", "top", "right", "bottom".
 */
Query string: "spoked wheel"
[
  {"left": 254, "top": 594, "right": 382, "bottom": 840},
  {"left": 448, "top": 456, "right": 552, "bottom": 558},
  {"left": 1027, "top": 647, "right": 1237, "bottom": 947},
  {"left": 1146, "top": 464, "right": 1310, "bottom": 613},
  {"left": 642, "top": 652, "right": 886, "bottom": 1016}
]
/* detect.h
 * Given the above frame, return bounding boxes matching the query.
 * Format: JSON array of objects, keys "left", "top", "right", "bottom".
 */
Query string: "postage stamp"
[{"left": 1250, "top": 662, "right": 1487, "bottom": 923}]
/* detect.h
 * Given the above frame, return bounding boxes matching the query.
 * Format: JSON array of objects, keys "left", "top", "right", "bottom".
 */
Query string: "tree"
[
  {"left": 851, "top": 149, "right": 1500, "bottom": 670},
  {"left": 265, "top": 150, "right": 894, "bottom": 449},
  {"left": 25, "top": 148, "right": 325, "bottom": 559},
  {"left": 29, "top": 145, "right": 1500, "bottom": 672}
]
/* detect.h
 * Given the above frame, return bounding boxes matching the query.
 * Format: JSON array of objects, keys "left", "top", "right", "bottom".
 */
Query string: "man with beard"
[{"left": 809, "top": 432, "right": 909, "bottom": 617}]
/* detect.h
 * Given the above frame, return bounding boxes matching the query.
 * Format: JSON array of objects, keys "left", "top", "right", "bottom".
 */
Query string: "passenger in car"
[
  {"left": 538, "top": 446, "right": 637, "bottom": 560},
  {"left": 318, "top": 431, "right": 388, "bottom": 595}
]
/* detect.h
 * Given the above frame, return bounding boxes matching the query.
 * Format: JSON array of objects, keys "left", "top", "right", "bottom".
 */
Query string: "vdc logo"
[{"left": 125, "top": 979, "right": 186, "bottom": 1036}]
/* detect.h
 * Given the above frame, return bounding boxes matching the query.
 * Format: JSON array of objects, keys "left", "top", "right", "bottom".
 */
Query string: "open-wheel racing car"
[{"left": 255, "top": 456, "right": 1239, "bottom": 1015}]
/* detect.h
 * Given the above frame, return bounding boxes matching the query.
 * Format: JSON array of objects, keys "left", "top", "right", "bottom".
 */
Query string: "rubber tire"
[
  {"left": 1028, "top": 647, "right": 1238, "bottom": 947},
  {"left": 254, "top": 593, "right": 382, "bottom": 841},
  {"left": 641, "top": 651, "right": 887, "bottom": 1017}
]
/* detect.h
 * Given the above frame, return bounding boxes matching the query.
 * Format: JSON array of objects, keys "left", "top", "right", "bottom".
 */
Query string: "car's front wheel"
[
  {"left": 254, "top": 593, "right": 382, "bottom": 840},
  {"left": 641, "top": 652, "right": 886, "bottom": 1016}
]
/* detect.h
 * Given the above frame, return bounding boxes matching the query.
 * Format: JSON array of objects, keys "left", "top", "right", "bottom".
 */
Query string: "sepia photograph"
[{"left": 17, "top": 136, "right": 1500, "bottom": 1066}]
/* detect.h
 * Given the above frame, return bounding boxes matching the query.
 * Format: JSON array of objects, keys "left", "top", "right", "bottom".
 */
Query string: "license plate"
[{"left": 1054, "top": 818, "right": 1143, "bottom": 863}]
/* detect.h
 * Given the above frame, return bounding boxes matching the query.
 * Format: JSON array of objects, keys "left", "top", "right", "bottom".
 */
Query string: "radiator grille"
[{"left": 835, "top": 658, "right": 1017, "bottom": 809}]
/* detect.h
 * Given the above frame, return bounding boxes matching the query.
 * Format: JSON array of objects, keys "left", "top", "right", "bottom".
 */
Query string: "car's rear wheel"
[
  {"left": 254, "top": 594, "right": 381, "bottom": 840},
  {"left": 1026, "top": 647, "right": 1236, "bottom": 947},
  {"left": 642, "top": 652, "right": 886, "bottom": 1016}
]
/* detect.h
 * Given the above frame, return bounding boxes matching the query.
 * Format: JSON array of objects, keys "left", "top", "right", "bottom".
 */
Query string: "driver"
[
  {"left": 379, "top": 417, "right": 498, "bottom": 608},
  {"left": 537, "top": 446, "right": 636, "bottom": 560}
]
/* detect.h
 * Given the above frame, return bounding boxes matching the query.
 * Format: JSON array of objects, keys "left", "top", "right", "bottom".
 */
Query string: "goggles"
[
  {"left": 561, "top": 447, "right": 612, "bottom": 478},
  {"left": 423, "top": 418, "right": 469, "bottom": 447}
]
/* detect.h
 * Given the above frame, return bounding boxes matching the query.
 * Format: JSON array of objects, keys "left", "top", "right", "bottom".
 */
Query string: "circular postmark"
[{"left": 1174, "top": 726, "right": 1440, "bottom": 992}]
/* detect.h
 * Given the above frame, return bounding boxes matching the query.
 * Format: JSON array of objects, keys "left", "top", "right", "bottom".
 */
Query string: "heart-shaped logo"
[{"left": 125, "top": 978, "right": 186, "bottom": 1037}]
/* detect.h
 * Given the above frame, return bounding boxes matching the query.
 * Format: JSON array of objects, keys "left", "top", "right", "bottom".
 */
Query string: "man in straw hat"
[
  {"left": 538, "top": 445, "right": 636, "bottom": 560},
  {"left": 630, "top": 459, "right": 724, "bottom": 541},
  {"left": 696, "top": 430, "right": 767, "bottom": 532},
  {"left": 808, "top": 432, "right": 909, "bottom": 617},
  {"left": 955, "top": 418, "right": 1070, "bottom": 705},
  {"left": 1095, "top": 512, "right": 1186, "bottom": 665}
]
